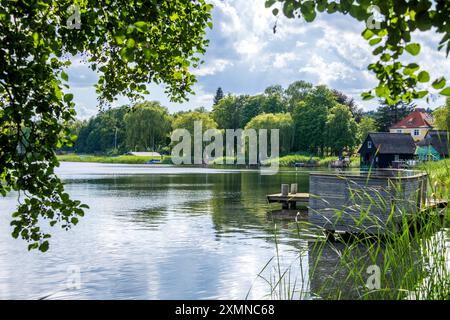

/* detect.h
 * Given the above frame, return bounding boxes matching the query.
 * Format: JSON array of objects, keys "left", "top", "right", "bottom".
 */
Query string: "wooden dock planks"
[{"left": 267, "top": 193, "right": 309, "bottom": 209}]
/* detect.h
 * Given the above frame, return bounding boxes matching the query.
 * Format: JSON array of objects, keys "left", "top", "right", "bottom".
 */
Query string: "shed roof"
[
  {"left": 359, "top": 132, "right": 416, "bottom": 155},
  {"left": 417, "top": 130, "right": 450, "bottom": 157}
]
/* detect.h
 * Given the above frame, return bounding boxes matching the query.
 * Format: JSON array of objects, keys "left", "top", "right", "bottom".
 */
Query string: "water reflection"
[
  {"left": 1, "top": 163, "right": 446, "bottom": 299},
  {"left": 0, "top": 162, "right": 310, "bottom": 299}
]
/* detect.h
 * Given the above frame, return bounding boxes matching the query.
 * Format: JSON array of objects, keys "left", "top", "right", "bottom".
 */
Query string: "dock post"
[
  {"left": 281, "top": 184, "right": 289, "bottom": 196},
  {"left": 290, "top": 183, "right": 298, "bottom": 194}
]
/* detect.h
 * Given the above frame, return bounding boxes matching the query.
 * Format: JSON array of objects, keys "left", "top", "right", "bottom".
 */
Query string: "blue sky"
[{"left": 68, "top": 0, "right": 450, "bottom": 119}]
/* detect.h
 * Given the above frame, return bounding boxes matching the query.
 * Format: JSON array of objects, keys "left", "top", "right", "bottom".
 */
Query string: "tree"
[
  {"left": 261, "top": 93, "right": 286, "bottom": 114},
  {"left": 433, "top": 97, "right": 450, "bottom": 130},
  {"left": 212, "top": 95, "right": 245, "bottom": 130},
  {"left": 267, "top": 0, "right": 450, "bottom": 104},
  {"left": 358, "top": 116, "right": 378, "bottom": 143},
  {"left": 124, "top": 102, "right": 172, "bottom": 152},
  {"left": 245, "top": 113, "right": 294, "bottom": 154},
  {"left": 285, "top": 80, "right": 313, "bottom": 112},
  {"left": 374, "top": 100, "right": 416, "bottom": 132},
  {"left": 264, "top": 84, "right": 285, "bottom": 98},
  {"left": 58, "top": 119, "right": 86, "bottom": 153},
  {"left": 172, "top": 111, "right": 218, "bottom": 135},
  {"left": 325, "top": 104, "right": 358, "bottom": 155},
  {"left": 240, "top": 95, "right": 264, "bottom": 128},
  {"left": 292, "top": 86, "right": 336, "bottom": 154},
  {"left": 213, "top": 87, "right": 224, "bottom": 105},
  {"left": 0, "top": 1, "right": 212, "bottom": 251},
  {"left": 75, "top": 106, "right": 128, "bottom": 154},
  {"left": 332, "top": 89, "right": 363, "bottom": 122}
]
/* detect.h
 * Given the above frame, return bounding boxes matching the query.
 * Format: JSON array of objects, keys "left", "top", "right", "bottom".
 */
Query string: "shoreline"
[{"left": 57, "top": 153, "right": 357, "bottom": 168}]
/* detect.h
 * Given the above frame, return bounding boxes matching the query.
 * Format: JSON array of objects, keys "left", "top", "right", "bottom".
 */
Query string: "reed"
[{"left": 252, "top": 162, "right": 449, "bottom": 300}]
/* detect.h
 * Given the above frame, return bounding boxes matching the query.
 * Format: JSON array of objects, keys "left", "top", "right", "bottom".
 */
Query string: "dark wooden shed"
[{"left": 358, "top": 133, "right": 416, "bottom": 168}]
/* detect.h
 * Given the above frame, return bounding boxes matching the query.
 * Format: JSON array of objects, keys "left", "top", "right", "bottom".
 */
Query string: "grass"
[
  {"left": 251, "top": 160, "right": 450, "bottom": 300},
  {"left": 58, "top": 153, "right": 351, "bottom": 168},
  {"left": 264, "top": 154, "right": 339, "bottom": 167},
  {"left": 57, "top": 153, "right": 172, "bottom": 164}
]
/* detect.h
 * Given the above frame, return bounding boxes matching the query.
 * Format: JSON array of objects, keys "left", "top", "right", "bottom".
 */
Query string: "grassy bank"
[
  {"left": 58, "top": 153, "right": 353, "bottom": 168},
  {"left": 419, "top": 159, "right": 450, "bottom": 188},
  {"left": 57, "top": 154, "right": 172, "bottom": 164}
]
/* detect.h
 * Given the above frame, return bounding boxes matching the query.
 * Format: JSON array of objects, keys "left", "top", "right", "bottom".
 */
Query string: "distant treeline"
[{"left": 63, "top": 80, "right": 422, "bottom": 156}]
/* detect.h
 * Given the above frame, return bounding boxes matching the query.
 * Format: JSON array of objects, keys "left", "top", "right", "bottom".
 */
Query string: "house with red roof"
[{"left": 389, "top": 108, "right": 434, "bottom": 141}]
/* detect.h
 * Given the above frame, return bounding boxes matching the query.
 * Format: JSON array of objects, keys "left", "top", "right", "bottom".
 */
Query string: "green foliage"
[
  {"left": 124, "top": 101, "right": 172, "bottom": 152},
  {"left": 325, "top": 104, "right": 358, "bottom": 155},
  {"left": 57, "top": 154, "right": 172, "bottom": 165},
  {"left": 76, "top": 106, "right": 128, "bottom": 154},
  {"left": 213, "top": 87, "right": 224, "bottom": 105},
  {"left": 357, "top": 116, "right": 378, "bottom": 143},
  {"left": 212, "top": 93, "right": 286, "bottom": 130},
  {"left": 267, "top": 0, "right": 450, "bottom": 104},
  {"left": 0, "top": 0, "right": 212, "bottom": 251},
  {"left": 212, "top": 95, "right": 247, "bottom": 130},
  {"left": 433, "top": 97, "right": 450, "bottom": 130},
  {"left": 264, "top": 154, "right": 338, "bottom": 167},
  {"left": 285, "top": 80, "right": 313, "bottom": 112},
  {"left": 172, "top": 111, "right": 218, "bottom": 134},
  {"left": 292, "top": 86, "right": 336, "bottom": 153},
  {"left": 374, "top": 100, "right": 416, "bottom": 131},
  {"left": 244, "top": 113, "right": 294, "bottom": 154}
]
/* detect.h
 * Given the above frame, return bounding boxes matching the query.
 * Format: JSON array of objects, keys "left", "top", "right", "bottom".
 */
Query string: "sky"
[{"left": 67, "top": 0, "right": 450, "bottom": 119}]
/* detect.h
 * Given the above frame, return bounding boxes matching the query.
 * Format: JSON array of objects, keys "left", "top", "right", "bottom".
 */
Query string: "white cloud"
[
  {"left": 299, "top": 55, "right": 352, "bottom": 85},
  {"left": 273, "top": 52, "right": 298, "bottom": 69},
  {"left": 65, "top": 0, "right": 450, "bottom": 115},
  {"left": 192, "top": 59, "right": 234, "bottom": 77}
]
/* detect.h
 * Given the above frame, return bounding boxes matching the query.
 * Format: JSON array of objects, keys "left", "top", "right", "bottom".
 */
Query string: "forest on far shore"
[{"left": 63, "top": 80, "right": 448, "bottom": 157}]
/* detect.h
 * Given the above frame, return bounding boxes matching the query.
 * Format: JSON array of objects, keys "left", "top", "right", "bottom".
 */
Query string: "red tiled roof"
[{"left": 390, "top": 109, "right": 433, "bottom": 129}]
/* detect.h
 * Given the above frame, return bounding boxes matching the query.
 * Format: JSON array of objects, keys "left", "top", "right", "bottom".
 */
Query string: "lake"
[{"left": 0, "top": 162, "right": 324, "bottom": 299}]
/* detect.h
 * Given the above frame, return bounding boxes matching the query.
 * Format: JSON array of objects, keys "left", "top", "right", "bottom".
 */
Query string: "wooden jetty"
[
  {"left": 267, "top": 193, "right": 309, "bottom": 210},
  {"left": 266, "top": 173, "right": 448, "bottom": 234}
]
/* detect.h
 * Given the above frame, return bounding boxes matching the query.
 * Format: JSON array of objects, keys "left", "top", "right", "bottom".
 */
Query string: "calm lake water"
[{"left": 0, "top": 162, "right": 328, "bottom": 299}]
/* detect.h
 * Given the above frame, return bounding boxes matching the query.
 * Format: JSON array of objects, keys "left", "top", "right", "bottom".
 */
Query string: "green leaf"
[
  {"left": 362, "top": 29, "right": 375, "bottom": 40},
  {"left": 301, "top": 1, "right": 317, "bottom": 22},
  {"left": 265, "top": 0, "right": 276, "bottom": 8},
  {"left": 432, "top": 77, "right": 446, "bottom": 90},
  {"left": 134, "top": 21, "right": 148, "bottom": 31},
  {"left": 405, "top": 43, "right": 421, "bottom": 56},
  {"left": 282, "top": 1, "right": 295, "bottom": 18},
  {"left": 272, "top": 8, "right": 279, "bottom": 16},
  {"left": 417, "top": 71, "right": 430, "bottom": 83},
  {"left": 28, "top": 243, "right": 39, "bottom": 251},
  {"left": 39, "top": 241, "right": 49, "bottom": 252},
  {"left": 126, "top": 38, "right": 135, "bottom": 48},
  {"left": 440, "top": 87, "right": 450, "bottom": 96},
  {"left": 369, "top": 38, "right": 382, "bottom": 46},
  {"left": 61, "top": 71, "right": 69, "bottom": 82},
  {"left": 32, "top": 32, "right": 39, "bottom": 47},
  {"left": 64, "top": 93, "right": 74, "bottom": 102},
  {"left": 362, "top": 91, "right": 374, "bottom": 100},
  {"left": 415, "top": 90, "right": 428, "bottom": 99}
]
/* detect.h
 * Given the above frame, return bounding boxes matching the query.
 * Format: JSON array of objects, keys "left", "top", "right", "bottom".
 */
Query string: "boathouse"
[
  {"left": 308, "top": 170, "right": 428, "bottom": 233},
  {"left": 359, "top": 133, "right": 416, "bottom": 168},
  {"left": 416, "top": 130, "right": 449, "bottom": 161}
]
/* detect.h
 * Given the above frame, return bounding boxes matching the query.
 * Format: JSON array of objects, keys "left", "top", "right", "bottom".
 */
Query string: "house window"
[
  {"left": 367, "top": 141, "right": 372, "bottom": 149},
  {"left": 396, "top": 129, "right": 402, "bottom": 133},
  {"left": 414, "top": 129, "right": 420, "bottom": 136},
  {"left": 395, "top": 155, "right": 400, "bottom": 161}
]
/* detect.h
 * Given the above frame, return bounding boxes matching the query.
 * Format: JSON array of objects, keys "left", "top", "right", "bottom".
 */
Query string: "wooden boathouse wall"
[{"left": 308, "top": 171, "right": 428, "bottom": 233}]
